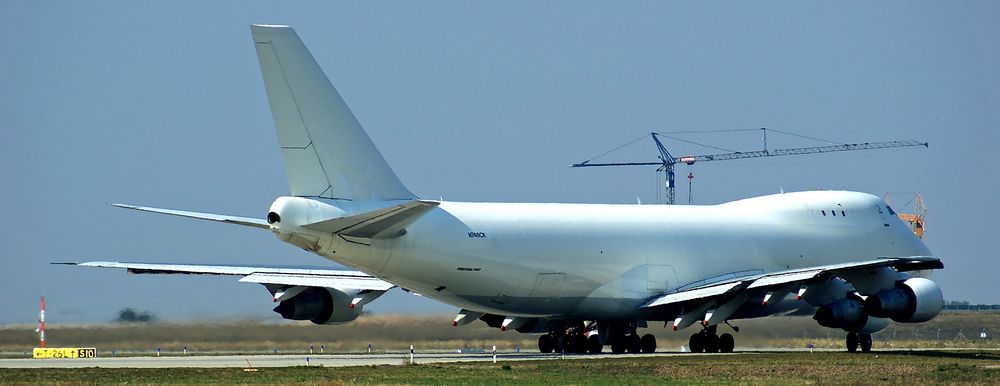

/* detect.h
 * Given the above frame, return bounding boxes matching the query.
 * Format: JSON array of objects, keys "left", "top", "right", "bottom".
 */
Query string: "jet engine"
[
  {"left": 272, "top": 287, "right": 362, "bottom": 325},
  {"left": 813, "top": 297, "right": 868, "bottom": 332},
  {"left": 863, "top": 277, "right": 943, "bottom": 323}
]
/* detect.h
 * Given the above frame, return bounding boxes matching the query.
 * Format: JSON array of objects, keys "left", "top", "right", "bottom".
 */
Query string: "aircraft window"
[
  {"left": 886, "top": 206, "right": 897, "bottom": 215},
  {"left": 841, "top": 211, "right": 846, "bottom": 216},
  {"left": 821, "top": 210, "right": 826, "bottom": 216},
  {"left": 832, "top": 210, "right": 836, "bottom": 216}
]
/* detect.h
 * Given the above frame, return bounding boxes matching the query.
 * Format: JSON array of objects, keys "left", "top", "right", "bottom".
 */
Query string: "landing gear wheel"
[
  {"left": 626, "top": 334, "right": 642, "bottom": 354},
  {"left": 573, "top": 334, "right": 588, "bottom": 354},
  {"left": 704, "top": 333, "right": 721, "bottom": 353},
  {"left": 538, "top": 334, "right": 554, "bottom": 353},
  {"left": 587, "top": 334, "right": 603, "bottom": 354},
  {"left": 719, "top": 333, "right": 735, "bottom": 353},
  {"left": 846, "top": 332, "right": 859, "bottom": 353},
  {"left": 611, "top": 337, "right": 626, "bottom": 354},
  {"left": 859, "top": 333, "right": 873, "bottom": 353},
  {"left": 688, "top": 333, "right": 704, "bottom": 353},
  {"left": 640, "top": 334, "right": 656, "bottom": 354}
]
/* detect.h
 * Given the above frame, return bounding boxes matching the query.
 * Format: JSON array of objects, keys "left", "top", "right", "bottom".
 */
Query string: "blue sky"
[{"left": 1, "top": 2, "right": 997, "bottom": 323}]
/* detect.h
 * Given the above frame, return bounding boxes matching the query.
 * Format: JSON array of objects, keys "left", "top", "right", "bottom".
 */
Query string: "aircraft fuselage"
[{"left": 276, "top": 190, "right": 930, "bottom": 320}]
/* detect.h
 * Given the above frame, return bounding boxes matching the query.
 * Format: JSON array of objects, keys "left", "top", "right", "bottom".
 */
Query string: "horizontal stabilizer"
[
  {"left": 112, "top": 204, "right": 270, "bottom": 229},
  {"left": 303, "top": 200, "right": 439, "bottom": 239}
]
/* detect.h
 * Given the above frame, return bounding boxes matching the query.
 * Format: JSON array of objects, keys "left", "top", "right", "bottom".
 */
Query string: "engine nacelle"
[
  {"left": 863, "top": 278, "right": 943, "bottom": 323},
  {"left": 813, "top": 297, "right": 868, "bottom": 332},
  {"left": 858, "top": 316, "right": 890, "bottom": 334},
  {"left": 272, "top": 287, "right": 363, "bottom": 325}
]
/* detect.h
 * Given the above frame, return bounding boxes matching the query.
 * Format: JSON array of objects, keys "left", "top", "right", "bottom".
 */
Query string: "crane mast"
[{"left": 572, "top": 128, "right": 928, "bottom": 204}]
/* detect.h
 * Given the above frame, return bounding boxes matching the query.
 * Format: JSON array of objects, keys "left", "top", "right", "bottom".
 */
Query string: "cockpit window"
[{"left": 886, "top": 205, "right": 897, "bottom": 215}]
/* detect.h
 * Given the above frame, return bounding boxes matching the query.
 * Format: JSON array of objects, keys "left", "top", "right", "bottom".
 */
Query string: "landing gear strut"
[{"left": 688, "top": 325, "right": 735, "bottom": 353}]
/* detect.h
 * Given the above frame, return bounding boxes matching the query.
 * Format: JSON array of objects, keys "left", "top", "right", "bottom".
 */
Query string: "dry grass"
[{"left": 0, "top": 312, "right": 996, "bottom": 355}]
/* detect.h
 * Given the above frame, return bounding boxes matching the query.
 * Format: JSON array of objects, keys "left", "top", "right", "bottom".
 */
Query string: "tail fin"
[{"left": 251, "top": 25, "right": 415, "bottom": 201}]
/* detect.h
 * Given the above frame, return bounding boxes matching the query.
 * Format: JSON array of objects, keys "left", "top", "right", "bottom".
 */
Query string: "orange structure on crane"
[{"left": 886, "top": 193, "right": 926, "bottom": 239}]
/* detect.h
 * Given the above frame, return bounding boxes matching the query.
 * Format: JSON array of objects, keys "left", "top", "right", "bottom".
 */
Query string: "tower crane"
[{"left": 572, "top": 128, "right": 928, "bottom": 204}]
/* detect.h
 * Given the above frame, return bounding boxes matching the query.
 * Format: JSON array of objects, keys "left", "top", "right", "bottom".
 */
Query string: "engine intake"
[{"left": 863, "top": 277, "right": 942, "bottom": 323}]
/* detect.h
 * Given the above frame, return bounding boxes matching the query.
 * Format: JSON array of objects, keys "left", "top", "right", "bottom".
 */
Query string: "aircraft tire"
[
  {"left": 587, "top": 334, "right": 602, "bottom": 354},
  {"left": 538, "top": 334, "right": 555, "bottom": 353},
  {"left": 573, "top": 334, "right": 588, "bottom": 353},
  {"left": 860, "top": 333, "right": 873, "bottom": 352},
  {"left": 846, "top": 332, "right": 859, "bottom": 353},
  {"left": 626, "top": 334, "right": 642, "bottom": 354},
  {"left": 611, "top": 337, "right": 627, "bottom": 354},
  {"left": 640, "top": 334, "right": 656, "bottom": 353},
  {"left": 719, "top": 333, "right": 735, "bottom": 353},
  {"left": 704, "top": 333, "right": 720, "bottom": 353},
  {"left": 688, "top": 333, "right": 704, "bottom": 353}
]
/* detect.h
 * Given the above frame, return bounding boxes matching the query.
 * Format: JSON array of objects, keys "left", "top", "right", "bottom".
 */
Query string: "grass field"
[
  {"left": 1, "top": 351, "right": 998, "bottom": 385},
  {"left": 1, "top": 312, "right": 996, "bottom": 356}
]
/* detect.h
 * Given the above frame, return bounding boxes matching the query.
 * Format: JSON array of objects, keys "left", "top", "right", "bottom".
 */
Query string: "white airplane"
[{"left": 66, "top": 25, "right": 944, "bottom": 354}]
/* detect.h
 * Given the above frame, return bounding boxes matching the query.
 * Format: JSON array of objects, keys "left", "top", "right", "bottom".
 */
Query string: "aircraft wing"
[
  {"left": 56, "top": 261, "right": 395, "bottom": 291},
  {"left": 642, "top": 256, "right": 942, "bottom": 309}
]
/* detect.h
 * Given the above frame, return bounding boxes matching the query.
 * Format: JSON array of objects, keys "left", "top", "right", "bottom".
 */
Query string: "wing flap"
[
  {"left": 239, "top": 272, "right": 393, "bottom": 291},
  {"left": 643, "top": 281, "right": 744, "bottom": 308}
]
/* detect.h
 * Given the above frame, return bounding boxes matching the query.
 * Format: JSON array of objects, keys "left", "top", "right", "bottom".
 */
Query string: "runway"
[
  {"left": 2, "top": 347, "right": 992, "bottom": 368},
  {"left": 0, "top": 351, "right": 704, "bottom": 368}
]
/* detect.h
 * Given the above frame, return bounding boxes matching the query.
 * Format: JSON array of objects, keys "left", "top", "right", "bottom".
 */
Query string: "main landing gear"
[
  {"left": 688, "top": 325, "right": 735, "bottom": 353},
  {"left": 538, "top": 322, "right": 657, "bottom": 354},
  {"left": 845, "top": 332, "right": 873, "bottom": 353},
  {"left": 606, "top": 332, "right": 657, "bottom": 354},
  {"left": 537, "top": 322, "right": 601, "bottom": 354}
]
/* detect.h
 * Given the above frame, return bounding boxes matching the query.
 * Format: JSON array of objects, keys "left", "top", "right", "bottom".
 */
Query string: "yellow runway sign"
[{"left": 33, "top": 348, "right": 97, "bottom": 359}]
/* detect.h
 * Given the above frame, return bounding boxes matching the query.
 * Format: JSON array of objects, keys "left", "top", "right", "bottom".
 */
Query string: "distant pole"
[
  {"left": 409, "top": 345, "right": 414, "bottom": 364},
  {"left": 687, "top": 172, "right": 694, "bottom": 205},
  {"left": 38, "top": 297, "right": 46, "bottom": 348},
  {"left": 492, "top": 345, "right": 497, "bottom": 364},
  {"left": 761, "top": 127, "right": 768, "bottom": 154}
]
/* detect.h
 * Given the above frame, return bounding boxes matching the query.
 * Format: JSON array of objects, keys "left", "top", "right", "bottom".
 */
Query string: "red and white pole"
[{"left": 38, "top": 297, "right": 46, "bottom": 348}]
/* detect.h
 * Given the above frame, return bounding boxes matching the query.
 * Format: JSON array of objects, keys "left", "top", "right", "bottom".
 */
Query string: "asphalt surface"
[
  {"left": 5, "top": 347, "right": 991, "bottom": 368},
  {"left": 0, "top": 350, "right": 711, "bottom": 368}
]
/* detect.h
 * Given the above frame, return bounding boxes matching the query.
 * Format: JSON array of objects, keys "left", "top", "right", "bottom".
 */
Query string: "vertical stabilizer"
[{"left": 251, "top": 25, "right": 415, "bottom": 201}]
